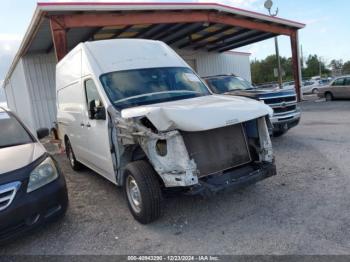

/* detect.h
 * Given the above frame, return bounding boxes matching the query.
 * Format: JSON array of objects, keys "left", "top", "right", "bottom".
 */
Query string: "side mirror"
[
  {"left": 37, "top": 128, "right": 50, "bottom": 140},
  {"left": 89, "top": 100, "right": 106, "bottom": 120},
  {"left": 94, "top": 106, "right": 106, "bottom": 120}
]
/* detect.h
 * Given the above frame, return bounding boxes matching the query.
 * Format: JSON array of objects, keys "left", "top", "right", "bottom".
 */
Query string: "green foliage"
[
  {"left": 251, "top": 54, "right": 333, "bottom": 84},
  {"left": 251, "top": 55, "right": 293, "bottom": 84},
  {"left": 343, "top": 61, "right": 350, "bottom": 75}
]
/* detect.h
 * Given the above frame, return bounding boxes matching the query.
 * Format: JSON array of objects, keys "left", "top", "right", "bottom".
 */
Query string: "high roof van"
[{"left": 56, "top": 39, "right": 276, "bottom": 224}]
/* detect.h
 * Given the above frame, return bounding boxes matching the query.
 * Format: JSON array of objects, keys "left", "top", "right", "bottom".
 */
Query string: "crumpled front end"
[
  {"left": 113, "top": 116, "right": 199, "bottom": 187},
  {"left": 112, "top": 111, "right": 274, "bottom": 189}
]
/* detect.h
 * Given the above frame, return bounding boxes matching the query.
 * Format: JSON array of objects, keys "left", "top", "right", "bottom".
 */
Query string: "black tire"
[
  {"left": 123, "top": 160, "right": 162, "bottom": 224},
  {"left": 325, "top": 92, "right": 333, "bottom": 101},
  {"left": 66, "top": 139, "right": 83, "bottom": 171}
]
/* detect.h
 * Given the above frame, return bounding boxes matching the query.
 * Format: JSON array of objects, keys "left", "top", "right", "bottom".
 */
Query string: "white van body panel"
[
  {"left": 57, "top": 44, "right": 116, "bottom": 184},
  {"left": 84, "top": 39, "right": 188, "bottom": 75}
]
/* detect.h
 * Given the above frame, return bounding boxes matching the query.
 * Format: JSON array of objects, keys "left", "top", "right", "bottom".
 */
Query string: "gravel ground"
[{"left": 1, "top": 98, "right": 350, "bottom": 255}]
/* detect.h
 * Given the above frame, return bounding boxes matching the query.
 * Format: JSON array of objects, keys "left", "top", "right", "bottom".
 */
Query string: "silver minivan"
[{"left": 318, "top": 76, "right": 350, "bottom": 101}]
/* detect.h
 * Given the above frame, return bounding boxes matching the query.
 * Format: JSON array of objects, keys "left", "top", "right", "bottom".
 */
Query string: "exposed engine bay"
[{"left": 107, "top": 103, "right": 274, "bottom": 189}]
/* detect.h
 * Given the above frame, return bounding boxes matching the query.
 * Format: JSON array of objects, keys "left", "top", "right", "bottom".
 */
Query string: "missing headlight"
[{"left": 155, "top": 140, "right": 167, "bottom": 156}]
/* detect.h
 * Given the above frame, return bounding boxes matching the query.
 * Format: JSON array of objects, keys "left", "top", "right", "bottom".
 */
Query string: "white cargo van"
[{"left": 56, "top": 39, "right": 276, "bottom": 224}]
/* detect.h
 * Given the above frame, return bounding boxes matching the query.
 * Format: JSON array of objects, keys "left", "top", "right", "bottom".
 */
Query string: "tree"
[
  {"left": 341, "top": 61, "right": 350, "bottom": 75},
  {"left": 251, "top": 55, "right": 293, "bottom": 84},
  {"left": 329, "top": 59, "right": 343, "bottom": 76},
  {"left": 302, "top": 55, "right": 328, "bottom": 78}
]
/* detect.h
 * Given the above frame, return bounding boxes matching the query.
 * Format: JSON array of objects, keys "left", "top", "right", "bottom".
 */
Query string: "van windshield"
[
  {"left": 100, "top": 67, "right": 210, "bottom": 109},
  {"left": 0, "top": 112, "right": 34, "bottom": 149}
]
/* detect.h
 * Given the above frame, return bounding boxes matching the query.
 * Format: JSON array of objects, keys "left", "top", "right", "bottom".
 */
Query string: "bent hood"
[
  {"left": 0, "top": 143, "right": 46, "bottom": 174},
  {"left": 121, "top": 95, "right": 273, "bottom": 132}
]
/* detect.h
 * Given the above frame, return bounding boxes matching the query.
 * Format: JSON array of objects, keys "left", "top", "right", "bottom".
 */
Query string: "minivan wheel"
[
  {"left": 325, "top": 93, "right": 333, "bottom": 101},
  {"left": 123, "top": 160, "right": 162, "bottom": 224},
  {"left": 66, "top": 139, "right": 83, "bottom": 171}
]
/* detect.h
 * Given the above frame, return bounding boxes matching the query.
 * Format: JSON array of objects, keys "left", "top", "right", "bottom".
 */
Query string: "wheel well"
[
  {"left": 120, "top": 146, "right": 164, "bottom": 188},
  {"left": 325, "top": 91, "right": 333, "bottom": 97}
]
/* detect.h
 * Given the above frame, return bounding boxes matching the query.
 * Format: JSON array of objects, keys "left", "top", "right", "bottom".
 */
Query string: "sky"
[{"left": 0, "top": 0, "right": 350, "bottom": 91}]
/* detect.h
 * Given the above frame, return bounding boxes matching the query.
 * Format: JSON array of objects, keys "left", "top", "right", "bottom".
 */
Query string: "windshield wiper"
[{"left": 114, "top": 90, "right": 201, "bottom": 104}]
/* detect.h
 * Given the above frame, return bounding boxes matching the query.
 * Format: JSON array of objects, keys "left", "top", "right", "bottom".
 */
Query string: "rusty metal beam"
[
  {"left": 110, "top": 25, "right": 133, "bottom": 39},
  {"left": 178, "top": 24, "right": 232, "bottom": 49},
  {"left": 153, "top": 23, "right": 189, "bottom": 40},
  {"left": 208, "top": 30, "right": 261, "bottom": 51},
  {"left": 217, "top": 33, "right": 275, "bottom": 52},
  {"left": 50, "top": 11, "right": 294, "bottom": 36},
  {"left": 193, "top": 28, "right": 250, "bottom": 50},
  {"left": 50, "top": 17, "right": 68, "bottom": 61},
  {"left": 133, "top": 24, "right": 158, "bottom": 38},
  {"left": 166, "top": 24, "right": 209, "bottom": 45},
  {"left": 290, "top": 30, "right": 302, "bottom": 102}
]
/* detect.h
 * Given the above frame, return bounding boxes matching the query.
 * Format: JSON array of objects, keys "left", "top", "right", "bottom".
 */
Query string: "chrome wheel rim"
[{"left": 126, "top": 176, "right": 142, "bottom": 213}]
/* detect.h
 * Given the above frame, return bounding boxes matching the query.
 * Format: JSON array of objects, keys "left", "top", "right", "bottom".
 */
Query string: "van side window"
[{"left": 85, "top": 79, "right": 102, "bottom": 108}]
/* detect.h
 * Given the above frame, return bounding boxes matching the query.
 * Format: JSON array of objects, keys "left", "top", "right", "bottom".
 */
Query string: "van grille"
[
  {"left": 181, "top": 124, "right": 251, "bottom": 178},
  {"left": 0, "top": 182, "right": 21, "bottom": 212}
]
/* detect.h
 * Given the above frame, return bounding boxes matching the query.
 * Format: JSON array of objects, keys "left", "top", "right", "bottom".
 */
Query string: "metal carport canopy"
[{"left": 5, "top": 2, "right": 305, "bottom": 99}]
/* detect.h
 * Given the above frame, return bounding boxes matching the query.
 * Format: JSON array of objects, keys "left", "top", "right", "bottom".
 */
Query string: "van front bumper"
[
  {"left": 186, "top": 162, "right": 276, "bottom": 196},
  {"left": 0, "top": 162, "right": 68, "bottom": 245}
]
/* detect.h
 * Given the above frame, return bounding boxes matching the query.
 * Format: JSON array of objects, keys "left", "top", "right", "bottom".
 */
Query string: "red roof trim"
[{"left": 37, "top": 2, "right": 305, "bottom": 27}]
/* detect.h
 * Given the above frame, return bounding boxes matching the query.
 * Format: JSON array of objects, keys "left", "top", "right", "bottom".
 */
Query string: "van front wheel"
[
  {"left": 66, "top": 139, "right": 83, "bottom": 171},
  {"left": 124, "top": 160, "right": 162, "bottom": 224}
]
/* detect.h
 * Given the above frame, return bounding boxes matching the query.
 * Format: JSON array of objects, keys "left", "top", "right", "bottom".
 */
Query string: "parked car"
[
  {"left": 302, "top": 80, "right": 323, "bottom": 94},
  {"left": 204, "top": 75, "right": 301, "bottom": 137},
  {"left": 0, "top": 107, "right": 68, "bottom": 245},
  {"left": 56, "top": 39, "right": 276, "bottom": 224},
  {"left": 318, "top": 75, "right": 350, "bottom": 101}
]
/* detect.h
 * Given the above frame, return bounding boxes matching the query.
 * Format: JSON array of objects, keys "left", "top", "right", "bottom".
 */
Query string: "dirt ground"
[{"left": 1, "top": 98, "right": 350, "bottom": 255}]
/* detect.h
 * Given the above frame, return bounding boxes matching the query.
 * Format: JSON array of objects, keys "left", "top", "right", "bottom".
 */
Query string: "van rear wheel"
[
  {"left": 124, "top": 160, "right": 162, "bottom": 224},
  {"left": 66, "top": 139, "right": 83, "bottom": 171}
]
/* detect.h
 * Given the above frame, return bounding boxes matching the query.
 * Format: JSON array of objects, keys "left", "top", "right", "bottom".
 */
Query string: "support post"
[
  {"left": 290, "top": 30, "right": 302, "bottom": 102},
  {"left": 50, "top": 17, "right": 68, "bottom": 61}
]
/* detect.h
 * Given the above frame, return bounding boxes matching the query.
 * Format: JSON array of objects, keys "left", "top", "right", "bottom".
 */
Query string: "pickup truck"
[{"left": 204, "top": 75, "right": 301, "bottom": 137}]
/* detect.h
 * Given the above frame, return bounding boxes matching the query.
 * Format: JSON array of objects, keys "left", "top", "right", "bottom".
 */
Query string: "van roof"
[{"left": 59, "top": 39, "right": 188, "bottom": 74}]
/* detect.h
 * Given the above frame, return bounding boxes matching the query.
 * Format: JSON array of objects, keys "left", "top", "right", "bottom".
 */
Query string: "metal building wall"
[
  {"left": 22, "top": 53, "right": 57, "bottom": 131},
  {"left": 175, "top": 49, "right": 251, "bottom": 82},
  {"left": 4, "top": 59, "right": 36, "bottom": 133}
]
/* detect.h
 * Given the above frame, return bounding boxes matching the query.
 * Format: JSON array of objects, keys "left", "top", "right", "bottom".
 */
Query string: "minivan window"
[
  {"left": 0, "top": 112, "right": 33, "bottom": 149},
  {"left": 332, "top": 78, "right": 345, "bottom": 86},
  {"left": 100, "top": 67, "right": 210, "bottom": 109},
  {"left": 206, "top": 76, "right": 255, "bottom": 94}
]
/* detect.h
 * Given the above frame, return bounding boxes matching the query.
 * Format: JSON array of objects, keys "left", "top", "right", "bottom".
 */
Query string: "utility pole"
[
  {"left": 264, "top": 0, "right": 283, "bottom": 89},
  {"left": 275, "top": 37, "right": 283, "bottom": 88}
]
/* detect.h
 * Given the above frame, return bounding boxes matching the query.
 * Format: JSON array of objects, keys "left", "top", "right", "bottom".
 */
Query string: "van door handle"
[
  {"left": 80, "top": 123, "right": 85, "bottom": 127},
  {"left": 86, "top": 123, "right": 91, "bottom": 128}
]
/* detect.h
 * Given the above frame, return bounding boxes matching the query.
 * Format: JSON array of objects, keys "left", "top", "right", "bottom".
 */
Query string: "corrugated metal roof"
[{"left": 3, "top": 2, "right": 305, "bottom": 86}]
